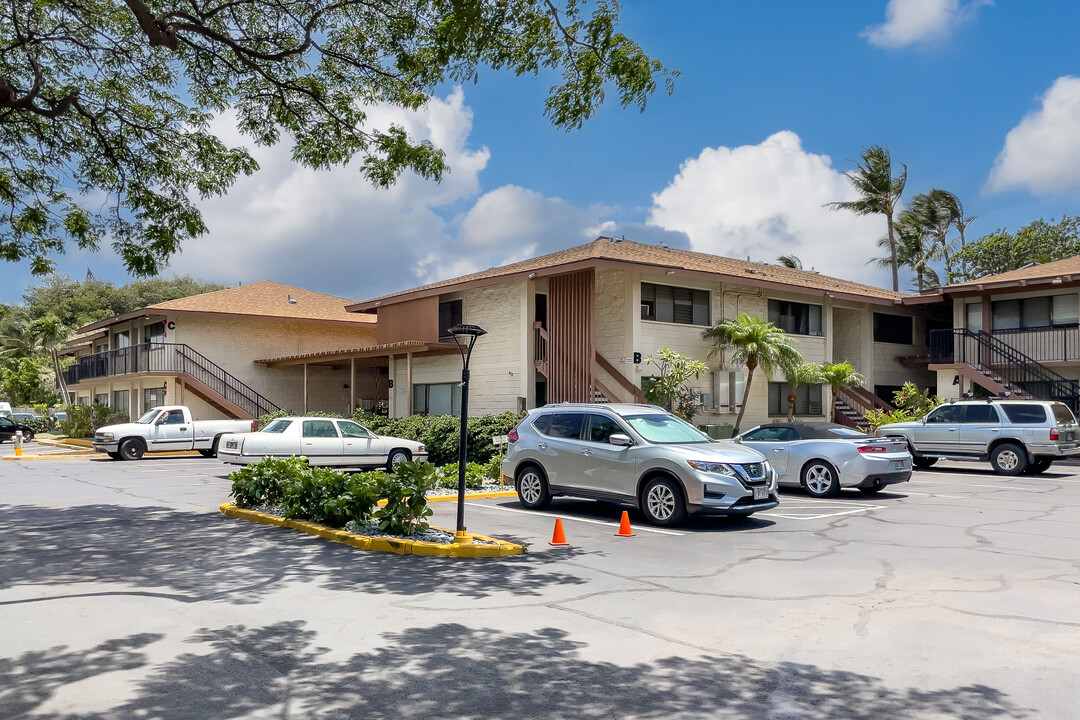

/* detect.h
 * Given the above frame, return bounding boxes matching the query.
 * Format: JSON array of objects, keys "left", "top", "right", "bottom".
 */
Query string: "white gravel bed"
[
  {"left": 426, "top": 480, "right": 512, "bottom": 496},
  {"left": 242, "top": 503, "right": 498, "bottom": 544}
]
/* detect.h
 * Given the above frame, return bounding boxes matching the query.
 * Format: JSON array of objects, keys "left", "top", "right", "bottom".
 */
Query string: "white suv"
[{"left": 877, "top": 400, "right": 1079, "bottom": 476}]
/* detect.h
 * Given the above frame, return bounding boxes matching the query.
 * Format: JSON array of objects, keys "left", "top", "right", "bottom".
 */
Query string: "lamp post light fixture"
[{"left": 448, "top": 323, "right": 487, "bottom": 544}]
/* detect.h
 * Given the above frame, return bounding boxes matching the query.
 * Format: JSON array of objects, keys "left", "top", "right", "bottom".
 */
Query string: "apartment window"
[
  {"left": 113, "top": 331, "right": 130, "bottom": 349},
  {"left": 112, "top": 390, "right": 129, "bottom": 414},
  {"left": 438, "top": 300, "right": 463, "bottom": 341},
  {"left": 768, "top": 300, "right": 822, "bottom": 336},
  {"left": 641, "top": 283, "right": 709, "bottom": 325},
  {"left": 767, "top": 382, "right": 823, "bottom": 416},
  {"left": 873, "top": 313, "right": 913, "bottom": 344},
  {"left": 143, "top": 387, "right": 164, "bottom": 412},
  {"left": 412, "top": 382, "right": 461, "bottom": 416},
  {"left": 965, "top": 303, "right": 983, "bottom": 332},
  {"left": 144, "top": 321, "right": 165, "bottom": 346},
  {"left": 993, "top": 295, "right": 1080, "bottom": 330},
  {"left": 94, "top": 393, "right": 109, "bottom": 406}
]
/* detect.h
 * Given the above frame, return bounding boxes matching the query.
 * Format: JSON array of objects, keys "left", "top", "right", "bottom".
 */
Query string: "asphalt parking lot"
[{"left": 3, "top": 454, "right": 1079, "bottom": 719}]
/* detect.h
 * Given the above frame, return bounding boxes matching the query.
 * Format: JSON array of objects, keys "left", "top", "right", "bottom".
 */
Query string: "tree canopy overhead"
[
  {"left": 0, "top": 0, "right": 675, "bottom": 276},
  {"left": 949, "top": 216, "right": 1080, "bottom": 284}
]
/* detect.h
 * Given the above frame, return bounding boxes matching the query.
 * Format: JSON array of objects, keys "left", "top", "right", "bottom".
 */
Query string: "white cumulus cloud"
[
  {"left": 863, "top": 0, "right": 991, "bottom": 48},
  {"left": 986, "top": 76, "right": 1080, "bottom": 197},
  {"left": 647, "top": 131, "right": 886, "bottom": 284},
  {"left": 168, "top": 87, "right": 492, "bottom": 300}
]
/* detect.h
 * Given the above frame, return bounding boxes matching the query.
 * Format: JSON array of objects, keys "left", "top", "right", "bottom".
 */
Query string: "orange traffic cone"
[
  {"left": 615, "top": 511, "right": 635, "bottom": 537},
  {"left": 549, "top": 518, "right": 570, "bottom": 546}
]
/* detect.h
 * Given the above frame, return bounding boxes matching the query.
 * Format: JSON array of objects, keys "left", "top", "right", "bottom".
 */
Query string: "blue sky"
[{"left": 3, "top": 0, "right": 1079, "bottom": 305}]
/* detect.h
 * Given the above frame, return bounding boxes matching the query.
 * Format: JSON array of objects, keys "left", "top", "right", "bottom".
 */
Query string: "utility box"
[{"left": 699, "top": 424, "right": 734, "bottom": 440}]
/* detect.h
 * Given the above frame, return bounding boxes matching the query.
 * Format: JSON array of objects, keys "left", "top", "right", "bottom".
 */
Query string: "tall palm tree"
[
  {"left": 827, "top": 146, "right": 907, "bottom": 292},
  {"left": 820, "top": 361, "right": 867, "bottom": 423},
  {"left": 938, "top": 191, "right": 975, "bottom": 283},
  {"left": 702, "top": 314, "right": 801, "bottom": 434},
  {"left": 781, "top": 361, "right": 824, "bottom": 421},
  {"left": 909, "top": 189, "right": 960, "bottom": 280},
  {"left": 870, "top": 210, "right": 942, "bottom": 291}
]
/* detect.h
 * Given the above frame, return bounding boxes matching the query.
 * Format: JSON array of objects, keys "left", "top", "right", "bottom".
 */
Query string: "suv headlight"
[
  {"left": 686, "top": 460, "right": 739, "bottom": 477},
  {"left": 100, "top": 432, "right": 114, "bottom": 441}
]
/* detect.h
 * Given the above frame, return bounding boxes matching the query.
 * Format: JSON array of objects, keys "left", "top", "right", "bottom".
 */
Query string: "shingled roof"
[
  {"left": 347, "top": 237, "right": 905, "bottom": 311},
  {"left": 78, "top": 281, "right": 375, "bottom": 333},
  {"left": 941, "top": 255, "right": 1080, "bottom": 290}
]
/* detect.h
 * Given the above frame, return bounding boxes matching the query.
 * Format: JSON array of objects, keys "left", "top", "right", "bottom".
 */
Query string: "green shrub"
[
  {"left": 280, "top": 465, "right": 379, "bottom": 528},
  {"left": 229, "top": 455, "right": 307, "bottom": 507},
  {"left": 22, "top": 416, "right": 51, "bottom": 434},
  {"left": 58, "top": 404, "right": 129, "bottom": 438},
  {"left": 352, "top": 410, "right": 523, "bottom": 465},
  {"left": 373, "top": 460, "right": 438, "bottom": 535},
  {"left": 864, "top": 382, "right": 945, "bottom": 432}
]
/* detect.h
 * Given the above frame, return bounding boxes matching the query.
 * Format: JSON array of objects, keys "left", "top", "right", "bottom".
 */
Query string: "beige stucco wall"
[{"left": 389, "top": 281, "right": 528, "bottom": 417}]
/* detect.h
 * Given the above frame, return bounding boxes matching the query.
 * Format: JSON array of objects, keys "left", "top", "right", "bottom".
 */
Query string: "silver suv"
[
  {"left": 502, "top": 403, "right": 779, "bottom": 526},
  {"left": 877, "top": 400, "right": 1080, "bottom": 476}
]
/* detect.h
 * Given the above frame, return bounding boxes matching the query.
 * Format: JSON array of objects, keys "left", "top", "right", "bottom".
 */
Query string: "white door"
[
  {"left": 149, "top": 408, "right": 193, "bottom": 450},
  {"left": 336, "top": 420, "right": 385, "bottom": 467},
  {"left": 301, "top": 420, "right": 344, "bottom": 465}
]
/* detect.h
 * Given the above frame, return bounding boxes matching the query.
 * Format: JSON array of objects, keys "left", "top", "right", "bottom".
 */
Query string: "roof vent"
[{"left": 287, "top": 294, "right": 298, "bottom": 304}]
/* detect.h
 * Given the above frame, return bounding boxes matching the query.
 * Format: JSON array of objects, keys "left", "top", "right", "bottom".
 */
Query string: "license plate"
[
  {"left": 894, "top": 460, "right": 906, "bottom": 470},
  {"left": 753, "top": 487, "right": 768, "bottom": 500}
]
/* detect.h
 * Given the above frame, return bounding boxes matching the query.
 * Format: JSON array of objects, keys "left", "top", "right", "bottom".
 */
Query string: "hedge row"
[{"left": 257, "top": 410, "right": 525, "bottom": 466}]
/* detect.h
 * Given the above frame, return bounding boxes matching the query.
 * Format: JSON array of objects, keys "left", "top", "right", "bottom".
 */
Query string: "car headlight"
[
  {"left": 686, "top": 460, "right": 739, "bottom": 477},
  {"left": 417, "top": 445, "right": 425, "bottom": 453},
  {"left": 100, "top": 432, "right": 114, "bottom": 441}
]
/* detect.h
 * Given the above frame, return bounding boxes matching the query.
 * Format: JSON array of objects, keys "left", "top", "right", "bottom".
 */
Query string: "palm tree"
[
  {"left": 938, "top": 191, "right": 975, "bottom": 283},
  {"left": 776, "top": 254, "right": 802, "bottom": 269},
  {"left": 820, "top": 361, "right": 867, "bottom": 423},
  {"left": 702, "top": 314, "right": 801, "bottom": 434},
  {"left": 909, "top": 189, "right": 960, "bottom": 280},
  {"left": 782, "top": 361, "right": 824, "bottom": 421},
  {"left": 870, "top": 210, "right": 942, "bottom": 291},
  {"left": 827, "top": 146, "right": 907, "bottom": 292}
]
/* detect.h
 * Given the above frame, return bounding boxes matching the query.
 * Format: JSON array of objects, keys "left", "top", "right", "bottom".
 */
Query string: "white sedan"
[{"left": 218, "top": 417, "right": 426, "bottom": 469}]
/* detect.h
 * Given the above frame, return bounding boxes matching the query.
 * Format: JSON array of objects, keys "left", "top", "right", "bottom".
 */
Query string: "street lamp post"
[{"left": 448, "top": 323, "right": 486, "bottom": 544}]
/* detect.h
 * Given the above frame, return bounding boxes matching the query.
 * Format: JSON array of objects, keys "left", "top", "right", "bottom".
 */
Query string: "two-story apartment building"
[
  {"left": 340, "top": 237, "right": 941, "bottom": 428},
  {"left": 61, "top": 281, "right": 381, "bottom": 420},
  {"left": 911, "top": 256, "right": 1080, "bottom": 409}
]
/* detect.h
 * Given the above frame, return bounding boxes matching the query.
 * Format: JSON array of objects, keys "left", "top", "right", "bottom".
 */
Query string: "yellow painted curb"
[
  {"left": 220, "top": 502, "right": 525, "bottom": 558},
  {"left": 3, "top": 452, "right": 101, "bottom": 461},
  {"left": 426, "top": 490, "right": 517, "bottom": 502}
]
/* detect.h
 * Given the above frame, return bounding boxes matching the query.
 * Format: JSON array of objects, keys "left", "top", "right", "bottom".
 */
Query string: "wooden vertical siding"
[{"left": 548, "top": 269, "right": 595, "bottom": 402}]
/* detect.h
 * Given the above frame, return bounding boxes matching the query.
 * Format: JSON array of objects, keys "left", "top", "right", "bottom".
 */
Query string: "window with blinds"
[
  {"left": 768, "top": 300, "right": 822, "bottom": 336},
  {"left": 641, "top": 283, "right": 709, "bottom": 325}
]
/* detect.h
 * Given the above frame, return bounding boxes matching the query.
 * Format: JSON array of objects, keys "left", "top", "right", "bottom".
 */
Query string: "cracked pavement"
[{"left": 2, "top": 455, "right": 1078, "bottom": 718}]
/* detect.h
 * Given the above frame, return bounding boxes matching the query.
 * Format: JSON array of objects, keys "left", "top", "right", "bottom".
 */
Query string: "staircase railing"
[
  {"left": 930, "top": 328, "right": 1080, "bottom": 410},
  {"left": 63, "top": 343, "right": 280, "bottom": 419}
]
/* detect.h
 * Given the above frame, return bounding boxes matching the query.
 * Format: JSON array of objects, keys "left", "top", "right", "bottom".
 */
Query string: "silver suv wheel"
[
  {"left": 516, "top": 466, "right": 551, "bottom": 510},
  {"left": 647, "top": 484, "right": 676, "bottom": 520},
  {"left": 641, "top": 477, "right": 686, "bottom": 526},
  {"left": 520, "top": 472, "right": 543, "bottom": 504}
]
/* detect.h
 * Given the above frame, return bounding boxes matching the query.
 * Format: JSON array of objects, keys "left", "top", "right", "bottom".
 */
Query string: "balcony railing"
[
  {"left": 64, "top": 343, "right": 280, "bottom": 419},
  {"left": 988, "top": 326, "right": 1079, "bottom": 364}
]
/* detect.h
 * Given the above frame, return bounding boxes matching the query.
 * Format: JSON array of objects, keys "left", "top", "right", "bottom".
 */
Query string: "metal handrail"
[
  {"left": 63, "top": 343, "right": 280, "bottom": 418},
  {"left": 930, "top": 329, "right": 1079, "bottom": 409}
]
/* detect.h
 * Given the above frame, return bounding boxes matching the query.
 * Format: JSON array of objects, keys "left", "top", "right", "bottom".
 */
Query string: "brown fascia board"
[
  {"left": 939, "top": 275, "right": 1080, "bottom": 297},
  {"left": 76, "top": 308, "right": 376, "bottom": 334},
  {"left": 347, "top": 257, "right": 904, "bottom": 311}
]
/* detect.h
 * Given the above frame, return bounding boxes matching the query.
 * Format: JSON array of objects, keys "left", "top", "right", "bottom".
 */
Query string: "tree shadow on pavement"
[
  {"left": 3, "top": 621, "right": 1031, "bottom": 720},
  {"left": 0, "top": 504, "right": 586, "bottom": 606}
]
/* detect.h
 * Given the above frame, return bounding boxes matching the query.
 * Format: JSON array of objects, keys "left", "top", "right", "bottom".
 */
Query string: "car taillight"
[
  {"left": 1050, "top": 427, "right": 1059, "bottom": 441},
  {"left": 507, "top": 427, "right": 519, "bottom": 442},
  {"left": 858, "top": 445, "right": 887, "bottom": 454},
  {"left": 251, "top": 421, "right": 257, "bottom": 432}
]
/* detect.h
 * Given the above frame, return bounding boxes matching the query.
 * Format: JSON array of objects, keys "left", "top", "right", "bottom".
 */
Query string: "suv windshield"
[{"left": 624, "top": 414, "right": 710, "bottom": 444}]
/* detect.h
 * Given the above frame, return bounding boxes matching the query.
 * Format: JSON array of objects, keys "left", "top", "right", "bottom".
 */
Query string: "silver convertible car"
[
  {"left": 217, "top": 417, "right": 426, "bottom": 470},
  {"left": 736, "top": 422, "right": 911, "bottom": 497}
]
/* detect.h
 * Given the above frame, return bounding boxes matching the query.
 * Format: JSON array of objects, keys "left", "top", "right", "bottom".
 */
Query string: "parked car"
[
  {"left": 877, "top": 399, "right": 1080, "bottom": 476},
  {"left": 0, "top": 401, "right": 11, "bottom": 420},
  {"left": 217, "top": 416, "right": 427, "bottom": 470},
  {"left": 0, "top": 415, "right": 36, "bottom": 443},
  {"left": 501, "top": 403, "right": 779, "bottom": 527},
  {"left": 93, "top": 405, "right": 256, "bottom": 460},
  {"left": 736, "top": 422, "right": 911, "bottom": 497},
  {"left": 12, "top": 412, "right": 41, "bottom": 423}
]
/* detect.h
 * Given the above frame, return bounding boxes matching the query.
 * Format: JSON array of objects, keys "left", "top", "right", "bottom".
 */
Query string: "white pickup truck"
[{"left": 93, "top": 405, "right": 257, "bottom": 460}]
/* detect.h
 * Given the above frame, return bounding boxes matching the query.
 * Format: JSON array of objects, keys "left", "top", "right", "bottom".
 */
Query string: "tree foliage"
[
  {"left": 780, "top": 360, "right": 823, "bottom": 422},
  {"left": 948, "top": 216, "right": 1080, "bottom": 283},
  {"left": 0, "top": 0, "right": 675, "bottom": 276},
  {"left": 643, "top": 347, "right": 708, "bottom": 421},
  {"left": 828, "top": 145, "right": 907, "bottom": 292},
  {"left": 820, "top": 361, "right": 865, "bottom": 424},
  {"left": 702, "top": 314, "right": 800, "bottom": 434}
]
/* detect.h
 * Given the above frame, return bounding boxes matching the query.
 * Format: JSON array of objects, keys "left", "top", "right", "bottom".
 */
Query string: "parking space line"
[
  {"left": 759, "top": 502, "right": 885, "bottom": 520},
  {"left": 910, "top": 480, "right": 1043, "bottom": 491},
  {"left": 463, "top": 501, "right": 686, "bottom": 536},
  {"left": 902, "top": 492, "right": 966, "bottom": 499}
]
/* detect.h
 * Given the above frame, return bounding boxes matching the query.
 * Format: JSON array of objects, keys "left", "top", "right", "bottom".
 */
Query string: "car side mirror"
[
  {"left": 733, "top": 437, "right": 743, "bottom": 444},
  {"left": 609, "top": 433, "right": 633, "bottom": 447}
]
